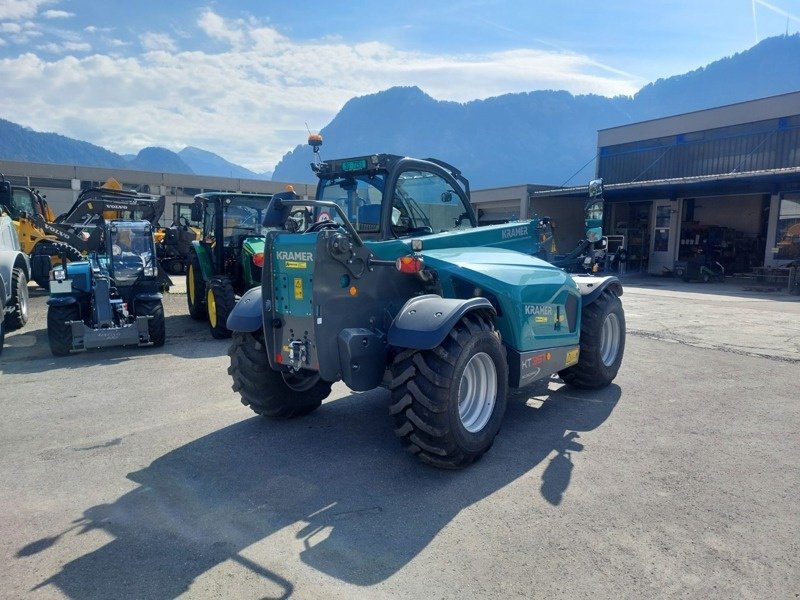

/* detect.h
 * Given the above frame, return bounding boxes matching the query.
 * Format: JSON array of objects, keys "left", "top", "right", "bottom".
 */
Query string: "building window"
[{"left": 774, "top": 194, "right": 800, "bottom": 260}]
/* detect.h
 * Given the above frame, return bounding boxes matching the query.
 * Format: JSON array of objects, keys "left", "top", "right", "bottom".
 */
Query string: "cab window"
[
  {"left": 11, "top": 189, "right": 36, "bottom": 217},
  {"left": 392, "top": 170, "right": 473, "bottom": 237}
]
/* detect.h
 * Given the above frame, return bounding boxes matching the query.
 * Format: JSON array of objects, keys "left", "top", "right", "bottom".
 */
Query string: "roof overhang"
[{"left": 531, "top": 166, "right": 800, "bottom": 202}]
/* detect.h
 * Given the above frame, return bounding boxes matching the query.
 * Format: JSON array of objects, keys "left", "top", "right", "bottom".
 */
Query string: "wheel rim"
[
  {"left": 19, "top": 279, "right": 28, "bottom": 316},
  {"left": 282, "top": 370, "right": 320, "bottom": 392},
  {"left": 600, "top": 312, "right": 621, "bottom": 367},
  {"left": 207, "top": 288, "right": 217, "bottom": 327},
  {"left": 458, "top": 352, "right": 497, "bottom": 433},
  {"left": 188, "top": 264, "right": 195, "bottom": 304}
]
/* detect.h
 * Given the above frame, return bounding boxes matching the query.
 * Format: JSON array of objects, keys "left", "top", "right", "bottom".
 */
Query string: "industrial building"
[
  {"left": 0, "top": 159, "right": 316, "bottom": 223},
  {"left": 529, "top": 91, "right": 800, "bottom": 278}
]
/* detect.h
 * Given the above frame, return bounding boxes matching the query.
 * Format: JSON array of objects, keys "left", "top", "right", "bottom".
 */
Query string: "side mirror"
[
  {"left": 190, "top": 202, "right": 203, "bottom": 223},
  {"left": 588, "top": 178, "right": 604, "bottom": 199}
]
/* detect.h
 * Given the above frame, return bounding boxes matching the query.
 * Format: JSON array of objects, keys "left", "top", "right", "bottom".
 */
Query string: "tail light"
[
  {"left": 252, "top": 252, "right": 264, "bottom": 267},
  {"left": 396, "top": 255, "right": 424, "bottom": 274}
]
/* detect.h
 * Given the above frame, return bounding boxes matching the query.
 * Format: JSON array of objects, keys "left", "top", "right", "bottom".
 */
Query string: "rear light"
[
  {"left": 252, "top": 252, "right": 264, "bottom": 267},
  {"left": 396, "top": 255, "right": 424, "bottom": 273}
]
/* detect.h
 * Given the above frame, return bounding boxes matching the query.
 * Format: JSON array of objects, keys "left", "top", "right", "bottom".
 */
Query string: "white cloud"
[
  {"left": 0, "top": 10, "right": 641, "bottom": 172},
  {"left": 85, "top": 25, "right": 113, "bottom": 34},
  {"left": 42, "top": 9, "right": 73, "bottom": 19},
  {"left": 139, "top": 32, "right": 177, "bottom": 52},
  {"left": 0, "top": 0, "right": 54, "bottom": 20},
  {"left": 197, "top": 9, "right": 247, "bottom": 47},
  {"left": 41, "top": 41, "right": 90, "bottom": 53},
  {"left": 1, "top": 19, "right": 40, "bottom": 43}
]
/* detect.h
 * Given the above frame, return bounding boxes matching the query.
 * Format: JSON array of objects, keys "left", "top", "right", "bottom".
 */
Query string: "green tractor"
[
  {"left": 226, "top": 148, "right": 626, "bottom": 469},
  {"left": 46, "top": 219, "right": 165, "bottom": 356},
  {"left": 185, "top": 192, "right": 274, "bottom": 339}
]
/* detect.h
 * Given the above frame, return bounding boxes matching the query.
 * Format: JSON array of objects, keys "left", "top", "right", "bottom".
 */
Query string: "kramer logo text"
[
  {"left": 525, "top": 304, "right": 553, "bottom": 316},
  {"left": 501, "top": 226, "right": 528, "bottom": 239},
  {"left": 276, "top": 251, "right": 313, "bottom": 262}
]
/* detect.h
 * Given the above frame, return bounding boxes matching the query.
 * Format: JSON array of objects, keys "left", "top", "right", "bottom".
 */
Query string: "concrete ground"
[{"left": 0, "top": 278, "right": 797, "bottom": 599}]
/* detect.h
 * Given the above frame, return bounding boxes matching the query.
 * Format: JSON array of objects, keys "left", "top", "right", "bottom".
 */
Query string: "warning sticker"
[
  {"left": 294, "top": 278, "right": 303, "bottom": 300},
  {"left": 565, "top": 348, "right": 579, "bottom": 366}
]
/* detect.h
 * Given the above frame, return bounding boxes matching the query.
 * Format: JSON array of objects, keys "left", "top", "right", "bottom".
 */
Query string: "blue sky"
[{"left": 0, "top": 0, "right": 798, "bottom": 172}]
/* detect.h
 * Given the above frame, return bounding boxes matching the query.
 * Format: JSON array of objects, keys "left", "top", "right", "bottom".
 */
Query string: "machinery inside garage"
[{"left": 608, "top": 192, "right": 771, "bottom": 275}]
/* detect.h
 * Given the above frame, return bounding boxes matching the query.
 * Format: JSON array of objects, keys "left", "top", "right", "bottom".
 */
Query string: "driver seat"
[{"left": 357, "top": 204, "right": 381, "bottom": 232}]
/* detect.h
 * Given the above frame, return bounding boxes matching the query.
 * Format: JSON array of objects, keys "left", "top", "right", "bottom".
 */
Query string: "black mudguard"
[
  {"left": 226, "top": 287, "right": 268, "bottom": 332},
  {"left": 570, "top": 275, "right": 623, "bottom": 305},
  {"left": 387, "top": 294, "right": 495, "bottom": 350},
  {"left": 46, "top": 295, "right": 78, "bottom": 307}
]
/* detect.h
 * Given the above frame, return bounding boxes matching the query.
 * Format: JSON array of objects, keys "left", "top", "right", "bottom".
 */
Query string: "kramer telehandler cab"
[{"left": 225, "top": 140, "right": 626, "bottom": 469}]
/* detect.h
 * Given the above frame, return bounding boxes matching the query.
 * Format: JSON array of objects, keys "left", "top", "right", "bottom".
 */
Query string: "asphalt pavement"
[{"left": 0, "top": 278, "right": 797, "bottom": 599}]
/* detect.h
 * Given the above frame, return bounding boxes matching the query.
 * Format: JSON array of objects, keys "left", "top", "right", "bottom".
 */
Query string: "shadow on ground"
[
  {"left": 1, "top": 313, "right": 228, "bottom": 373},
  {"left": 20, "top": 382, "right": 620, "bottom": 598}
]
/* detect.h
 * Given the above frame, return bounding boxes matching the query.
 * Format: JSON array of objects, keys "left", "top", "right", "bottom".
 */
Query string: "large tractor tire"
[
  {"left": 32, "top": 241, "right": 82, "bottom": 288},
  {"left": 186, "top": 252, "right": 207, "bottom": 320},
  {"left": 4, "top": 267, "right": 29, "bottom": 331},
  {"left": 559, "top": 289, "right": 625, "bottom": 389},
  {"left": 47, "top": 304, "right": 80, "bottom": 356},
  {"left": 136, "top": 300, "right": 166, "bottom": 347},
  {"left": 389, "top": 311, "right": 508, "bottom": 469},
  {"left": 228, "top": 330, "right": 332, "bottom": 419},
  {"left": 206, "top": 276, "right": 236, "bottom": 339}
]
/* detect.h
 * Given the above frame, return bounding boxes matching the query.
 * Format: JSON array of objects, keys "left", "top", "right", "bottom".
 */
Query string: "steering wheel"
[{"left": 307, "top": 219, "right": 342, "bottom": 233}]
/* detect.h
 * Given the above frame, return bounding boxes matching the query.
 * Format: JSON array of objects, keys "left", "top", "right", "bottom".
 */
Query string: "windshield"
[
  {"left": 317, "top": 176, "right": 385, "bottom": 233},
  {"left": 109, "top": 222, "right": 155, "bottom": 283},
  {"left": 222, "top": 197, "right": 271, "bottom": 245},
  {"left": 317, "top": 170, "right": 474, "bottom": 237}
]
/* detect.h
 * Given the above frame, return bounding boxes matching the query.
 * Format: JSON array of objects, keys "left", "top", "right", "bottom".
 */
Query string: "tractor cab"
[{"left": 105, "top": 221, "right": 159, "bottom": 289}]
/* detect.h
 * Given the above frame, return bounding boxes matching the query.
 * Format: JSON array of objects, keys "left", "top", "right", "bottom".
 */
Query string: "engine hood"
[{"left": 421, "top": 247, "right": 580, "bottom": 352}]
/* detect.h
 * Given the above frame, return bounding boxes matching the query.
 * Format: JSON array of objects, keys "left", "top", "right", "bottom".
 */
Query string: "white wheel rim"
[
  {"left": 19, "top": 282, "right": 28, "bottom": 316},
  {"left": 458, "top": 352, "right": 497, "bottom": 433},
  {"left": 600, "top": 312, "right": 621, "bottom": 367}
]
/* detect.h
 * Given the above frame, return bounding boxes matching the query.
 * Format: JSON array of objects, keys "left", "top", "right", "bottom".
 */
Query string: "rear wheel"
[
  {"left": 186, "top": 252, "right": 206, "bottom": 320},
  {"left": 228, "top": 330, "right": 332, "bottom": 418},
  {"left": 5, "top": 267, "right": 29, "bottom": 330},
  {"left": 559, "top": 290, "right": 625, "bottom": 389},
  {"left": 389, "top": 312, "right": 508, "bottom": 469},
  {"left": 136, "top": 300, "right": 165, "bottom": 347},
  {"left": 206, "top": 276, "right": 236, "bottom": 339},
  {"left": 47, "top": 303, "right": 80, "bottom": 356}
]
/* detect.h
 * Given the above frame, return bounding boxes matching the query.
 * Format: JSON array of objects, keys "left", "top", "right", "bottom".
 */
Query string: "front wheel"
[
  {"left": 389, "top": 311, "right": 508, "bottom": 469},
  {"left": 228, "top": 330, "right": 332, "bottom": 418},
  {"left": 559, "top": 290, "right": 625, "bottom": 389},
  {"left": 47, "top": 304, "right": 80, "bottom": 356},
  {"left": 186, "top": 252, "right": 207, "bottom": 320},
  {"left": 136, "top": 300, "right": 165, "bottom": 347},
  {"left": 5, "top": 267, "right": 29, "bottom": 331},
  {"left": 206, "top": 277, "right": 236, "bottom": 339}
]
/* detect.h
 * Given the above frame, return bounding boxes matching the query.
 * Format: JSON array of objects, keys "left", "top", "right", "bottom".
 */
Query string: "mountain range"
[
  {"left": 0, "top": 120, "right": 273, "bottom": 180},
  {"left": 273, "top": 34, "right": 800, "bottom": 188},
  {"left": 1, "top": 35, "right": 798, "bottom": 188}
]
